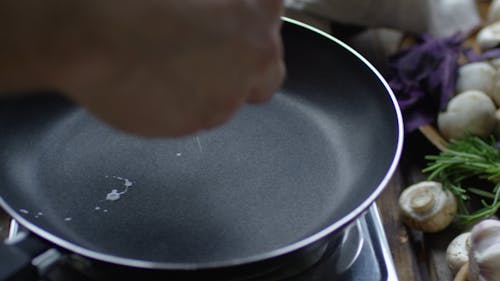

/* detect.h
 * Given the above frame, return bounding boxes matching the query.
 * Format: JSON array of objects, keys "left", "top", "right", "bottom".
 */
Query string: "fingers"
[
  {"left": 246, "top": 58, "right": 285, "bottom": 104},
  {"left": 68, "top": 0, "right": 288, "bottom": 138},
  {"left": 246, "top": 0, "right": 285, "bottom": 104}
]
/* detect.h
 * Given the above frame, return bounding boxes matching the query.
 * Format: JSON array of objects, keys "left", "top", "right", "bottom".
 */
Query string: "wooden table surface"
[{"left": 375, "top": 132, "right": 455, "bottom": 281}]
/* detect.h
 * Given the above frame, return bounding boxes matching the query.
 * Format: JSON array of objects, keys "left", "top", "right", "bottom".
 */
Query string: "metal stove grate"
[{"left": 6, "top": 204, "right": 398, "bottom": 281}]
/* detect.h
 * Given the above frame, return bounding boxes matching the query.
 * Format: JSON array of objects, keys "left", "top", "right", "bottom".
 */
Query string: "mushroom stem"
[
  {"left": 410, "top": 189, "right": 435, "bottom": 213},
  {"left": 454, "top": 263, "right": 469, "bottom": 281},
  {"left": 447, "top": 232, "right": 472, "bottom": 274}
]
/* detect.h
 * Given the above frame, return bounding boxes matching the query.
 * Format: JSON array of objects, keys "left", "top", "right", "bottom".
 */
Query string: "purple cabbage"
[
  {"left": 387, "top": 33, "right": 465, "bottom": 133},
  {"left": 387, "top": 32, "right": 500, "bottom": 133}
]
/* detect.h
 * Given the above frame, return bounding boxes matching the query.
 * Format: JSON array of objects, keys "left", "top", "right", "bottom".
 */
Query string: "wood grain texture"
[{"left": 377, "top": 173, "right": 425, "bottom": 281}]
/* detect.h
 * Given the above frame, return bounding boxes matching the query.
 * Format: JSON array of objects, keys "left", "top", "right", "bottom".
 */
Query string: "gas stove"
[
  {"left": 5, "top": 204, "right": 398, "bottom": 281},
  {"left": 288, "top": 204, "right": 398, "bottom": 281}
]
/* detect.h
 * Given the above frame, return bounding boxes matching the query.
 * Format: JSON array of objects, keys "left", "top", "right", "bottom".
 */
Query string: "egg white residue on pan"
[{"left": 104, "top": 176, "right": 134, "bottom": 202}]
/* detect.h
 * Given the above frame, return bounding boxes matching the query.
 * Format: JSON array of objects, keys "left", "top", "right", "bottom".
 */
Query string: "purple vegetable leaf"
[{"left": 386, "top": 33, "right": 464, "bottom": 133}]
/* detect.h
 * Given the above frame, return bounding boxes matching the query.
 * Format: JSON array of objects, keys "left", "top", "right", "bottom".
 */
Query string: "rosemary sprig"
[{"left": 422, "top": 135, "right": 500, "bottom": 224}]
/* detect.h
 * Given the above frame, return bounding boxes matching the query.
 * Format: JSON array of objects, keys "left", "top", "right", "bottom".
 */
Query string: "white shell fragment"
[
  {"left": 446, "top": 232, "right": 471, "bottom": 274},
  {"left": 456, "top": 62, "right": 496, "bottom": 96},
  {"left": 438, "top": 90, "right": 496, "bottom": 140},
  {"left": 477, "top": 22, "right": 500, "bottom": 50}
]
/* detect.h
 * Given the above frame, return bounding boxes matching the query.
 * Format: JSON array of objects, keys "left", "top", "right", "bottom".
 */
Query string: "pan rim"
[{"left": 0, "top": 17, "right": 404, "bottom": 270}]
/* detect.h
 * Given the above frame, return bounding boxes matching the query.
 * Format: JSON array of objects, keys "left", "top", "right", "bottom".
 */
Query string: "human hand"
[
  {"left": 53, "top": 0, "right": 285, "bottom": 137},
  {"left": 0, "top": 0, "right": 284, "bottom": 136}
]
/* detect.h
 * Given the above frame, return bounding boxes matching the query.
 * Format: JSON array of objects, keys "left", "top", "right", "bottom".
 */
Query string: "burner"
[
  {"left": 286, "top": 204, "right": 398, "bottom": 281},
  {"left": 5, "top": 205, "right": 397, "bottom": 281},
  {"left": 333, "top": 220, "right": 364, "bottom": 273}
]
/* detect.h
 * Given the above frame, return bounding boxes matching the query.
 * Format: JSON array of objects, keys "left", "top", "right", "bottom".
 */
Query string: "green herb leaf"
[{"left": 423, "top": 135, "right": 500, "bottom": 224}]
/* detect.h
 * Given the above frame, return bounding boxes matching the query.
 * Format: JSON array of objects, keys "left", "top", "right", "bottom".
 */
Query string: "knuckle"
[
  {"left": 199, "top": 94, "right": 243, "bottom": 129},
  {"left": 252, "top": 33, "right": 283, "bottom": 68}
]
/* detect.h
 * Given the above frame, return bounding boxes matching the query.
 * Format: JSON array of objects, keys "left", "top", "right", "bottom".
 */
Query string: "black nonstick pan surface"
[{"left": 0, "top": 18, "right": 403, "bottom": 274}]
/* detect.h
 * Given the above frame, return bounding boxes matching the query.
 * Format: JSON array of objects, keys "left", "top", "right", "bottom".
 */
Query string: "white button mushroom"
[
  {"left": 488, "top": 0, "right": 500, "bottom": 22},
  {"left": 477, "top": 22, "right": 500, "bottom": 50},
  {"left": 438, "top": 90, "right": 496, "bottom": 140},
  {"left": 456, "top": 62, "right": 496, "bottom": 96},
  {"left": 489, "top": 57, "right": 500, "bottom": 69},
  {"left": 491, "top": 70, "right": 500, "bottom": 107},
  {"left": 399, "top": 181, "right": 457, "bottom": 232},
  {"left": 494, "top": 109, "right": 500, "bottom": 140},
  {"left": 447, "top": 232, "right": 472, "bottom": 275},
  {"left": 485, "top": 58, "right": 500, "bottom": 106}
]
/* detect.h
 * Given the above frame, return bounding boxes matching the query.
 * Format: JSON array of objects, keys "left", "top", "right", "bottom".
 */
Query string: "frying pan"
[{"left": 0, "top": 18, "right": 403, "bottom": 280}]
